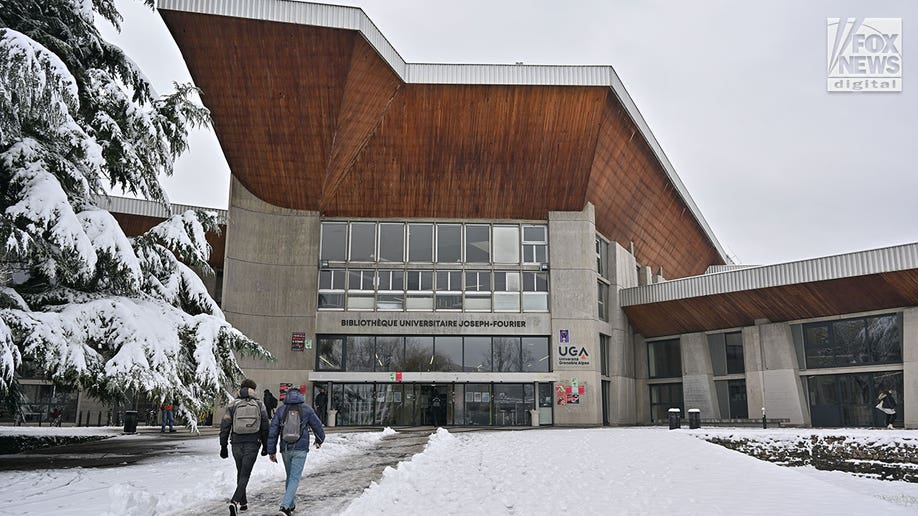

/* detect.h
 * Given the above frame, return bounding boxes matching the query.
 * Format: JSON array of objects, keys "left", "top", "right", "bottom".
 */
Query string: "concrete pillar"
[
  {"left": 608, "top": 242, "right": 638, "bottom": 424},
  {"left": 752, "top": 322, "right": 809, "bottom": 425},
  {"left": 681, "top": 332, "right": 719, "bottom": 418},
  {"left": 548, "top": 204, "right": 601, "bottom": 426},
  {"left": 634, "top": 334, "right": 650, "bottom": 424},
  {"left": 221, "top": 177, "right": 318, "bottom": 395},
  {"left": 903, "top": 308, "right": 918, "bottom": 429},
  {"left": 742, "top": 326, "right": 765, "bottom": 421}
]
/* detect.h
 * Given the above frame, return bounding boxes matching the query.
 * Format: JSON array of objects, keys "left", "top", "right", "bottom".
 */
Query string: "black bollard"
[
  {"left": 667, "top": 408, "right": 681, "bottom": 430},
  {"left": 688, "top": 409, "right": 701, "bottom": 429}
]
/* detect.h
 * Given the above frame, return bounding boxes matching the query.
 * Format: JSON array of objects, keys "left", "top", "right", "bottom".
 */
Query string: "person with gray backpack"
[
  {"left": 220, "top": 378, "right": 270, "bottom": 515},
  {"left": 266, "top": 386, "right": 325, "bottom": 516}
]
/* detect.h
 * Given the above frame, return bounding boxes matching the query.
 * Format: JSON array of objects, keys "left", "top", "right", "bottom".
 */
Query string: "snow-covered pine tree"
[{"left": 0, "top": 0, "right": 270, "bottom": 427}]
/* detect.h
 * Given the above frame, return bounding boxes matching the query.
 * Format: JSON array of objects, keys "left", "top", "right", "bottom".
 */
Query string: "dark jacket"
[
  {"left": 219, "top": 387, "right": 269, "bottom": 448},
  {"left": 267, "top": 388, "right": 325, "bottom": 454},
  {"left": 881, "top": 393, "right": 897, "bottom": 410},
  {"left": 264, "top": 391, "right": 278, "bottom": 412}
]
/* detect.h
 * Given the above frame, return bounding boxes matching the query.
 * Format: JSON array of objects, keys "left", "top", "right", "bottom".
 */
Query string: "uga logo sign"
[{"left": 558, "top": 346, "right": 589, "bottom": 360}]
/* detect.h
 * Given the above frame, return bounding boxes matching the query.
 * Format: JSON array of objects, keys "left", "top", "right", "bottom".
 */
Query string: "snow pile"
[{"left": 342, "top": 427, "right": 918, "bottom": 515}]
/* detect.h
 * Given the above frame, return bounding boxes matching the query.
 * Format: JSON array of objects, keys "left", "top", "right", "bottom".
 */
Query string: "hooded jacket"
[
  {"left": 267, "top": 388, "right": 326, "bottom": 454},
  {"left": 219, "top": 387, "right": 270, "bottom": 447}
]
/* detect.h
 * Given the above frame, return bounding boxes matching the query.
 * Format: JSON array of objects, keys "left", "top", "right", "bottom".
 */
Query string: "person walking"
[
  {"left": 267, "top": 386, "right": 325, "bottom": 516},
  {"left": 220, "top": 379, "right": 270, "bottom": 515},
  {"left": 161, "top": 400, "right": 175, "bottom": 433},
  {"left": 314, "top": 386, "right": 328, "bottom": 425},
  {"left": 876, "top": 389, "right": 897, "bottom": 429},
  {"left": 264, "top": 389, "right": 278, "bottom": 418}
]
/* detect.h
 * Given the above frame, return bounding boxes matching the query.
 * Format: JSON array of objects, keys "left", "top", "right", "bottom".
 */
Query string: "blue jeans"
[
  {"left": 161, "top": 409, "right": 174, "bottom": 431},
  {"left": 281, "top": 449, "right": 309, "bottom": 509}
]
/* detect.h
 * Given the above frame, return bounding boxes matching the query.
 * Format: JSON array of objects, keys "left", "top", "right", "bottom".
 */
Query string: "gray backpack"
[
  {"left": 233, "top": 398, "right": 261, "bottom": 434},
  {"left": 281, "top": 406, "right": 303, "bottom": 444}
]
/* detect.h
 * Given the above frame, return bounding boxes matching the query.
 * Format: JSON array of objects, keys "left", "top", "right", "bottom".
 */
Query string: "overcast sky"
[{"left": 102, "top": 0, "right": 917, "bottom": 266}]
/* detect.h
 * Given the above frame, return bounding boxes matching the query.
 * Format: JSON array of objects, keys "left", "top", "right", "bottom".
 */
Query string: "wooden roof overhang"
[
  {"left": 621, "top": 243, "right": 918, "bottom": 338},
  {"left": 159, "top": 0, "right": 727, "bottom": 278}
]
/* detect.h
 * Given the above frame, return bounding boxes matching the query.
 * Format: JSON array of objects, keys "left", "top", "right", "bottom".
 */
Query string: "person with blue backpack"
[{"left": 267, "top": 386, "right": 325, "bottom": 516}]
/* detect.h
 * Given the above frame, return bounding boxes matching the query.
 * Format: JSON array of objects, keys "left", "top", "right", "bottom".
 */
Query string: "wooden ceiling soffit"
[
  {"left": 321, "top": 36, "right": 404, "bottom": 207},
  {"left": 587, "top": 90, "right": 722, "bottom": 278}
]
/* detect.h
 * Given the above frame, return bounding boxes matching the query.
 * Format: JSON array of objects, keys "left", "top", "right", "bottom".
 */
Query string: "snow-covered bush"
[{"left": 0, "top": 0, "right": 270, "bottom": 424}]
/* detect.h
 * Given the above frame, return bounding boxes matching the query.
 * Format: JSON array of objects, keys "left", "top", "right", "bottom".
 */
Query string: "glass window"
[
  {"left": 465, "top": 225, "right": 491, "bottom": 263},
  {"left": 648, "top": 338, "right": 681, "bottom": 378},
  {"left": 318, "top": 269, "right": 345, "bottom": 309},
  {"left": 436, "top": 224, "right": 462, "bottom": 263},
  {"left": 493, "top": 271, "right": 520, "bottom": 311},
  {"left": 347, "top": 269, "right": 375, "bottom": 310},
  {"left": 727, "top": 380, "right": 748, "bottom": 418},
  {"left": 376, "top": 270, "right": 404, "bottom": 311},
  {"left": 345, "top": 336, "right": 375, "bottom": 371},
  {"left": 434, "top": 336, "right": 462, "bottom": 372},
  {"left": 600, "top": 334, "right": 610, "bottom": 376},
  {"left": 493, "top": 384, "right": 534, "bottom": 426},
  {"left": 316, "top": 337, "right": 343, "bottom": 370},
  {"left": 725, "top": 332, "right": 745, "bottom": 374},
  {"left": 493, "top": 336, "right": 521, "bottom": 372},
  {"left": 522, "top": 225, "right": 547, "bottom": 264},
  {"left": 464, "top": 383, "right": 492, "bottom": 426},
  {"left": 598, "top": 282, "right": 609, "bottom": 321},
  {"left": 596, "top": 237, "right": 609, "bottom": 278},
  {"left": 407, "top": 224, "right": 433, "bottom": 262},
  {"left": 406, "top": 270, "right": 433, "bottom": 310},
  {"left": 378, "top": 223, "right": 405, "bottom": 262},
  {"left": 649, "top": 383, "right": 683, "bottom": 423},
  {"left": 522, "top": 337, "right": 550, "bottom": 372},
  {"left": 493, "top": 225, "right": 520, "bottom": 264},
  {"left": 868, "top": 315, "right": 901, "bottom": 363},
  {"left": 404, "top": 336, "right": 434, "bottom": 372},
  {"left": 463, "top": 336, "right": 492, "bottom": 372},
  {"left": 464, "top": 270, "right": 492, "bottom": 311},
  {"left": 804, "top": 314, "right": 901, "bottom": 369},
  {"left": 320, "top": 222, "right": 347, "bottom": 261},
  {"left": 374, "top": 336, "right": 403, "bottom": 371},
  {"left": 522, "top": 272, "right": 549, "bottom": 312},
  {"left": 435, "top": 270, "right": 462, "bottom": 310},
  {"left": 349, "top": 222, "right": 377, "bottom": 261},
  {"left": 804, "top": 324, "right": 833, "bottom": 368}
]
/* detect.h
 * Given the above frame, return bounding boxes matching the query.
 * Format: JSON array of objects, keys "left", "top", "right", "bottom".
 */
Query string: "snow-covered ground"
[
  {"left": 2, "top": 426, "right": 917, "bottom": 515},
  {"left": 342, "top": 427, "right": 918, "bottom": 516},
  {"left": 0, "top": 428, "right": 393, "bottom": 515}
]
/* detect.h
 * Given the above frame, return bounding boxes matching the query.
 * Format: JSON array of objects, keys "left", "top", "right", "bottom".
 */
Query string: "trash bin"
[
  {"left": 667, "top": 408, "right": 681, "bottom": 430},
  {"left": 123, "top": 410, "right": 138, "bottom": 434},
  {"left": 688, "top": 408, "right": 701, "bottom": 429}
]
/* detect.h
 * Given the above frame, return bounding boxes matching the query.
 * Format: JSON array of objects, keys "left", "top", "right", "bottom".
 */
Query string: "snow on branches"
[{"left": 0, "top": 0, "right": 268, "bottom": 419}]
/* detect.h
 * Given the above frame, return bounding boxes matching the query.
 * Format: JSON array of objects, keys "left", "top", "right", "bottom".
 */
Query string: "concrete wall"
[
  {"left": 548, "top": 204, "right": 602, "bottom": 426},
  {"left": 222, "top": 177, "right": 319, "bottom": 400},
  {"left": 607, "top": 243, "right": 638, "bottom": 424}
]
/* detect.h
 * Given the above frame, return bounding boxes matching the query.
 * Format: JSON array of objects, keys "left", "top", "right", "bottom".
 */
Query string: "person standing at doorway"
[
  {"left": 314, "top": 386, "right": 328, "bottom": 425},
  {"left": 876, "top": 389, "right": 897, "bottom": 429}
]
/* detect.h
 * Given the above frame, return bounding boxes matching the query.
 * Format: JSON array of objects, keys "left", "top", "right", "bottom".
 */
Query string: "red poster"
[{"left": 395, "top": 372, "right": 403, "bottom": 382}]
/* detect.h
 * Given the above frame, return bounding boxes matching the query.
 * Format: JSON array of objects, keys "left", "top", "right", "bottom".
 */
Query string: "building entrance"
[{"left": 331, "top": 382, "right": 542, "bottom": 427}]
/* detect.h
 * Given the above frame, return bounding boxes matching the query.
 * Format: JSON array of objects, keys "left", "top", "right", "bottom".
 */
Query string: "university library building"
[{"left": 54, "top": 0, "right": 917, "bottom": 429}]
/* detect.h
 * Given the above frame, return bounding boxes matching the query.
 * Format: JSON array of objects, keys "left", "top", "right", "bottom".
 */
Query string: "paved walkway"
[{"left": 201, "top": 430, "right": 432, "bottom": 516}]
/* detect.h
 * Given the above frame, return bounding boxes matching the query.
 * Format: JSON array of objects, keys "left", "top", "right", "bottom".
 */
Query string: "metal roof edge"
[
  {"left": 157, "top": 0, "right": 728, "bottom": 262},
  {"left": 621, "top": 242, "right": 918, "bottom": 307},
  {"left": 97, "top": 195, "right": 228, "bottom": 224}
]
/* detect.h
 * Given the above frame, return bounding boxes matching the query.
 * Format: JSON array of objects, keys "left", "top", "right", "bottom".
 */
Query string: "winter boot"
[{"left": 229, "top": 502, "right": 238, "bottom": 516}]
